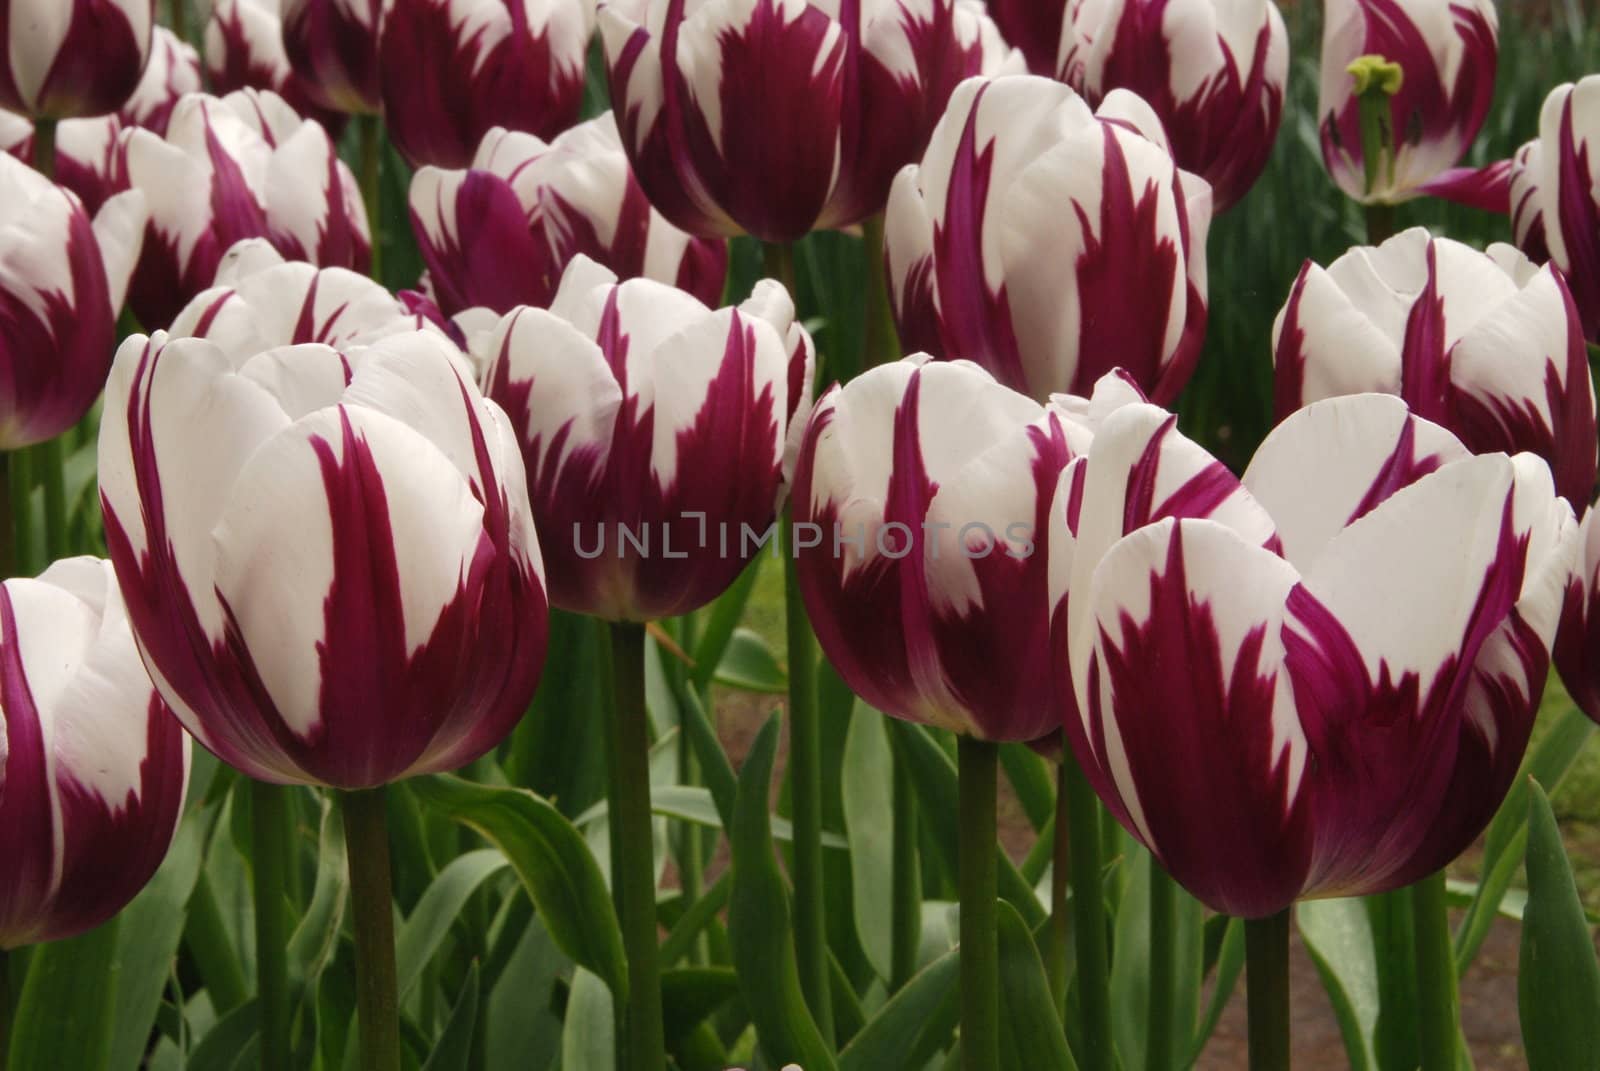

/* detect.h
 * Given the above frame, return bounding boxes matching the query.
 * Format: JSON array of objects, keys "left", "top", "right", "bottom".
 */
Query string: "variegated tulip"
[
  {"left": 205, "top": 0, "right": 348, "bottom": 133},
  {"left": 1052, "top": 393, "right": 1576, "bottom": 917},
  {"left": 476, "top": 256, "right": 814, "bottom": 621},
  {"left": 0, "top": 557, "right": 190, "bottom": 950},
  {"left": 1556, "top": 507, "right": 1600, "bottom": 727},
  {"left": 600, "top": 0, "right": 1021, "bottom": 242},
  {"left": 121, "top": 26, "right": 202, "bottom": 134},
  {"left": 0, "top": 0, "right": 154, "bottom": 119},
  {"left": 281, "top": 0, "right": 385, "bottom": 115},
  {"left": 984, "top": 0, "right": 1066, "bottom": 74},
  {"left": 99, "top": 328, "right": 547, "bottom": 788},
  {"left": 886, "top": 75, "right": 1210, "bottom": 404}
]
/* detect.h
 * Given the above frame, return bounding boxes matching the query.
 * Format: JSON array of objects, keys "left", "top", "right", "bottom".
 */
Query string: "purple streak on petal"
[
  {"left": 986, "top": 0, "right": 1067, "bottom": 74},
  {"left": 282, "top": 0, "right": 383, "bottom": 115},
  {"left": 1555, "top": 566, "right": 1600, "bottom": 725},
  {"left": 888, "top": 248, "right": 943, "bottom": 359},
  {"left": 1272, "top": 262, "right": 1314, "bottom": 423},
  {"left": 17, "top": 0, "right": 148, "bottom": 119},
  {"left": 1555, "top": 94, "right": 1600, "bottom": 341},
  {"left": 1416, "top": 160, "right": 1512, "bottom": 213},
  {"left": 1344, "top": 413, "right": 1447, "bottom": 524},
  {"left": 206, "top": 2, "right": 347, "bottom": 135},
  {"left": 1121, "top": 412, "right": 1257, "bottom": 535},
  {"left": 413, "top": 170, "right": 549, "bottom": 316},
  {"left": 1397, "top": 237, "right": 1451, "bottom": 424},
  {"left": 0, "top": 588, "right": 59, "bottom": 948}
]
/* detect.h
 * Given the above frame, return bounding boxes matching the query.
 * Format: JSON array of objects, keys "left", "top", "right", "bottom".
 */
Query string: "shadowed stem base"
[
  {"left": 1413, "top": 871, "right": 1460, "bottom": 1069},
  {"left": 1065, "top": 754, "right": 1111, "bottom": 1071},
  {"left": 251, "top": 781, "right": 293, "bottom": 1071},
  {"left": 958, "top": 736, "right": 999, "bottom": 1071},
  {"left": 340, "top": 787, "right": 401, "bottom": 1071},
  {"left": 1245, "top": 909, "right": 1291, "bottom": 1071},
  {"left": 359, "top": 115, "right": 383, "bottom": 283}
]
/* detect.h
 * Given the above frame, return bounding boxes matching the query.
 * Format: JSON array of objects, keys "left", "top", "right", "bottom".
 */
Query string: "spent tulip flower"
[
  {"left": 0, "top": 0, "right": 154, "bottom": 119},
  {"left": 379, "top": 0, "right": 596, "bottom": 169},
  {"left": 600, "top": 0, "right": 1022, "bottom": 241},
  {"left": 99, "top": 328, "right": 548, "bottom": 788},
  {"left": 477, "top": 255, "right": 814, "bottom": 621},
  {"left": 0, "top": 557, "right": 190, "bottom": 950},
  {"left": 1051, "top": 393, "right": 1576, "bottom": 917},
  {"left": 885, "top": 75, "right": 1210, "bottom": 404},
  {"left": 1055, "top": 0, "right": 1289, "bottom": 211},
  {"left": 281, "top": 0, "right": 385, "bottom": 115},
  {"left": 205, "top": 0, "right": 349, "bottom": 133},
  {"left": 1273, "top": 228, "right": 1597, "bottom": 508},
  {"left": 984, "top": 0, "right": 1066, "bottom": 74},
  {"left": 409, "top": 116, "right": 728, "bottom": 316}
]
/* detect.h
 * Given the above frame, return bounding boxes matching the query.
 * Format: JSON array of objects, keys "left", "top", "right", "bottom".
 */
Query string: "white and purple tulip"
[
  {"left": 1056, "top": 0, "right": 1289, "bottom": 212},
  {"left": 379, "top": 0, "right": 595, "bottom": 169},
  {"left": 205, "top": 0, "right": 349, "bottom": 134},
  {"left": 477, "top": 255, "right": 814, "bottom": 621},
  {"left": 0, "top": 0, "right": 154, "bottom": 119},
  {"left": 984, "top": 0, "right": 1066, "bottom": 74},
  {"left": 0, "top": 557, "right": 190, "bottom": 950},
  {"left": 410, "top": 116, "right": 728, "bottom": 316},
  {"left": 121, "top": 26, "right": 202, "bottom": 134},
  {"left": 885, "top": 75, "right": 1211, "bottom": 405},
  {"left": 600, "top": 0, "right": 1022, "bottom": 242},
  {"left": 99, "top": 328, "right": 548, "bottom": 789},
  {"left": 1052, "top": 393, "right": 1576, "bottom": 918},
  {"left": 281, "top": 0, "right": 386, "bottom": 116},
  {"left": 1556, "top": 507, "right": 1600, "bottom": 728},
  {"left": 1273, "top": 228, "right": 1597, "bottom": 509}
]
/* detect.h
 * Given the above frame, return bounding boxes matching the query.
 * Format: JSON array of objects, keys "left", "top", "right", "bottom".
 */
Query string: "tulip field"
[{"left": 4, "top": 0, "right": 1600, "bottom": 1070}]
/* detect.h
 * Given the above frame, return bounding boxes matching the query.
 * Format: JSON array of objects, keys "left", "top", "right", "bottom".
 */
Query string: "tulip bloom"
[
  {"left": 122, "top": 27, "right": 202, "bottom": 134},
  {"left": 1051, "top": 393, "right": 1575, "bottom": 917},
  {"left": 100, "top": 328, "right": 547, "bottom": 788},
  {"left": 0, "top": 557, "right": 190, "bottom": 950},
  {"left": 281, "top": 0, "right": 385, "bottom": 115},
  {"left": 478, "top": 256, "right": 814, "bottom": 621},
  {"left": 0, "top": 0, "right": 154, "bottom": 119},
  {"left": 1273, "top": 228, "right": 1597, "bottom": 508},
  {"left": 1557, "top": 508, "right": 1600, "bottom": 726},
  {"left": 985, "top": 0, "right": 1065, "bottom": 74},
  {"left": 0, "top": 153, "right": 144, "bottom": 449},
  {"left": 793, "top": 357, "right": 1140, "bottom": 742},
  {"left": 379, "top": 0, "right": 595, "bottom": 169},
  {"left": 118, "top": 89, "right": 370, "bottom": 330},
  {"left": 601, "top": 0, "right": 1021, "bottom": 241},
  {"left": 1317, "top": 0, "right": 1497, "bottom": 205},
  {"left": 205, "top": 0, "right": 348, "bottom": 133},
  {"left": 410, "top": 116, "right": 728, "bottom": 316},
  {"left": 1056, "top": 0, "right": 1289, "bottom": 211},
  {"left": 1510, "top": 77, "right": 1600, "bottom": 342},
  {"left": 886, "top": 75, "right": 1210, "bottom": 404}
]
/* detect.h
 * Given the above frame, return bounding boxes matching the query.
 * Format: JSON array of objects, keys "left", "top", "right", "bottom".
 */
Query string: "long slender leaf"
[
  {"left": 661, "top": 967, "right": 742, "bottom": 1047},
  {"left": 1519, "top": 779, "right": 1600, "bottom": 1070},
  {"left": 838, "top": 947, "right": 960, "bottom": 1071},
  {"left": 8, "top": 918, "right": 121, "bottom": 1071},
  {"left": 395, "top": 849, "right": 509, "bottom": 1000},
  {"left": 421, "top": 965, "right": 480, "bottom": 1071},
  {"left": 1297, "top": 898, "right": 1379, "bottom": 1071},
  {"left": 842, "top": 709, "right": 895, "bottom": 982},
  {"left": 574, "top": 784, "right": 846, "bottom": 850},
  {"left": 996, "top": 901, "right": 1077, "bottom": 1071},
  {"left": 560, "top": 969, "right": 615, "bottom": 1071}
]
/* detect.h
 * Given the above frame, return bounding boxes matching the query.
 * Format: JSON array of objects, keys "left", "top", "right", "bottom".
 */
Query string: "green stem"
[
  {"left": 0, "top": 454, "right": 13, "bottom": 579},
  {"left": 860, "top": 214, "right": 899, "bottom": 378},
  {"left": 1066, "top": 756, "right": 1111, "bottom": 1071},
  {"left": 1364, "top": 203, "right": 1397, "bottom": 246},
  {"left": 340, "top": 787, "right": 402, "bottom": 1071},
  {"left": 36, "top": 439, "right": 66, "bottom": 561},
  {"left": 7, "top": 449, "right": 34, "bottom": 578},
  {"left": 1245, "top": 910, "right": 1291, "bottom": 1071},
  {"left": 358, "top": 114, "right": 383, "bottom": 283},
  {"left": 608, "top": 622, "right": 666, "bottom": 1071},
  {"left": 251, "top": 781, "right": 293, "bottom": 1071},
  {"left": 31, "top": 118, "right": 56, "bottom": 182},
  {"left": 184, "top": 871, "right": 250, "bottom": 1015},
  {"left": 168, "top": 0, "right": 188, "bottom": 42},
  {"left": 1, "top": 946, "right": 10, "bottom": 1071},
  {"left": 890, "top": 740, "right": 921, "bottom": 992},
  {"left": 1412, "top": 871, "right": 1459, "bottom": 1070},
  {"left": 1046, "top": 763, "right": 1069, "bottom": 1014},
  {"left": 763, "top": 242, "right": 798, "bottom": 300},
  {"left": 958, "top": 736, "right": 999, "bottom": 1071},
  {"left": 1147, "top": 856, "right": 1178, "bottom": 1071}
]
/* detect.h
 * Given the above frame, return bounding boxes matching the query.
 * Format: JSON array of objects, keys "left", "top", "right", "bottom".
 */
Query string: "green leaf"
[
  {"left": 184, "top": 1000, "right": 261, "bottom": 1071},
  {"left": 8, "top": 918, "right": 122, "bottom": 1071},
  {"left": 838, "top": 948, "right": 959, "bottom": 1071},
  {"left": 411, "top": 775, "right": 627, "bottom": 1002},
  {"left": 1186, "top": 917, "right": 1245, "bottom": 1067},
  {"left": 678, "top": 683, "right": 739, "bottom": 826},
  {"left": 396, "top": 849, "right": 509, "bottom": 1000},
  {"left": 1519, "top": 778, "right": 1600, "bottom": 1070},
  {"left": 485, "top": 913, "right": 566, "bottom": 1071},
  {"left": 998, "top": 744, "right": 1055, "bottom": 833},
  {"left": 996, "top": 900, "right": 1077, "bottom": 1071},
  {"left": 575, "top": 783, "right": 847, "bottom": 850},
  {"left": 661, "top": 967, "right": 741, "bottom": 1046},
  {"left": 503, "top": 610, "right": 608, "bottom": 818},
  {"left": 287, "top": 796, "right": 349, "bottom": 1057},
  {"left": 1297, "top": 898, "right": 1379, "bottom": 1071},
  {"left": 842, "top": 709, "right": 895, "bottom": 981},
  {"left": 660, "top": 873, "right": 732, "bottom": 967},
  {"left": 560, "top": 968, "right": 615, "bottom": 1071},
  {"left": 689, "top": 558, "right": 764, "bottom": 691},
  {"left": 713, "top": 628, "right": 787, "bottom": 693},
  {"left": 421, "top": 965, "right": 480, "bottom": 1071}
]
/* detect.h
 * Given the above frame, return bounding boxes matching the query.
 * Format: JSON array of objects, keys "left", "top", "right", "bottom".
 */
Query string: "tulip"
[
  {"left": 1051, "top": 392, "right": 1576, "bottom": 919},
  {"left": 205, "top": 0, "right": 350, "bottom": 134},
  {"left": 378, "top": 0, "right": 595, "bottom": 169},
  {"left": 410, "top": 116, "right": 728, "bottom": 316},
  {"left": 885, "top": 75, "right": 1210, "bottom": 404},
  {"left": 0, "top": 557, "right": 191, "bottom": 950},
  {"left": 0, "top": 0, "right": 154, "bottom": 119},
  {"left": 1273, "top": 228, "right": 1597, "bottom": 509},
  {"left": 281, "top": 0, "right": 385, "bottom": 115},
  {"left": 0, "top": 152, "right": 144, "bottom": 450},
  {"left": 984, "top": 0, "right": 1065, "bottom": 74},
  {"left": 1317, "top": 0, "right": 1498, "bottom": 205},
  {"left": 118, "top": 88, "right": 371, "bottom": 330},
  {"left": 1509, "top": 77, "right": 1600, "bottom": 342},
  {"left": 1556, "top": 507, "right": 1600, "bottom": 727},
  {"left": 600, "top": 0, "right": 1021, "bottom": 241},
  {"left": 1056, "top": 0, "right": 1289, "bottom": 212},
  {"left": 122, "top": 26, "right": 203, "bottom": 134}
]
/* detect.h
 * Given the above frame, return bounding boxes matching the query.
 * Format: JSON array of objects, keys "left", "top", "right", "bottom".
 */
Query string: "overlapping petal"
[
  {"left": 205, "top": 0, "right": 349, "bottom": 133},
  {"left": 0, "top": 0, "right": 154, "bottom": 119},
  {"left": 281, "top": 0, "right": 385, "bottom": 115}
]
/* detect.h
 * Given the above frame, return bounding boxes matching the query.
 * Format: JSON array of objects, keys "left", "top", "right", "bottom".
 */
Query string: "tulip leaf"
[
  {"left": 1296, "top": 897, "right": 1380, "bottom": 1071},
  {"left": 997, "top": 900, "right": 1078, "bottom": 1071},
  {"left": 395, "top": 849, "right": 509, "bottom": 1000},
  {"left": 713, "top": 627, "right": 788, "bottom": 693},
  {"left": 410, "top": 775, "right": 627, "bottom": 1002},
  {"left": 1519, "top": 778, "right": 1600, "bottom": 1070},
  {"left": 8, "top": 917, "right": 122, "bottom": 1071},
  {"left": 838, "top": 947, "right": 959, "bottom": 1071},
  {"left": 575, "top": 783, "right": 847, "bottom": 850},
  {"left": 287, "top": 796, "right": 349, "bottom": 1060},
  {"left": 1186, "top": 916, "right": 1246, "bottom": 1066},
  {"left": 561, "top": 968, "right": 615, "bottom": 1071},
  {"left": 1109, "top": 847, "right": 1204, "bottom": 1071},
  {"left": 661, "top": 967, "right": 742, "bottom": 1047},
  {"left": 842, "top": 708, "right": 896, "bottom": 982},
  {"left": 689, "top": 557, "right": 765, "bottom": 691},
  {"left": 503, "top": 610, "right": 609, "bottom": 819},
  {"left": 184, "top": 999, "right": 262, "bottom": 1071},
  {"left": 999, "top": 744, "right": 1055, "bottom": 833},
  {"left": 421, "top": 964, "right": 480, "bottom": 1071},
  {"left": 677, "top": 683, "right": 740, "bottom": 825},
  {"left": 485, "top": 913, "right": 567, "bottom": 1071}
]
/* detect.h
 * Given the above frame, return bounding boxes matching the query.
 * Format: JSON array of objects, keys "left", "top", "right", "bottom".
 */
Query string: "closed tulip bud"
[
  {"left": 1273, "top": 228, "right": 1597, "bottom": 509},
  {"left": 0, "top": 153, "right": 144, "bottom": 450},
  {"left": 0, "top": 557, "right": 190, "bottom": 950},
  {"left": 793, "top": 357, "right": 1141, "bottom": 742},
  {"left": 119, "top": 89, "right": 371, "bottom": 330},
  {"left": 1317, "top": 0, "right": 1497, "bottom": 205},
  {"left": 886, "top": 75, "right": 1210, "bottom": 404},
  {"left": 478, "top": 256, "right": 815, "bottom": 621},
  {"left": 1052, "top": 393, "right": 1576, "bottom": 917},
  {"left": 0, "top": 0, "right": 154, "bottom": 120},
  {"left": 379, "top": 0, "right": 595, "bottom": 169},
  {"left": 206, "top": 0, "right": 349, "bottom": 134},
  {"left": 99, "top": 328, "right": 547, "bottom": 788},
  {"left": 1057, "top": 0, "right": 1288, "bottom": 212},
  {"left": 410, "top": 116, "right": 728, "bottom": 317},
  {"left": 601, "top": 0, "right": 1022, "bottom": 242},
  {"left": 984, "top": 0, "right": 1066, "bottom": 74},
  {"left": 281, "top": 0, "right": 386, "bottom": 115}
]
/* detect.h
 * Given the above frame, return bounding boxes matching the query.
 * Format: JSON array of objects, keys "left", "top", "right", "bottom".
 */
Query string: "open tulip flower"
[
  {"left": 1051, "top": 393, "right": 1576, "bottom": 918},
  {"left": 886, "top": 75, "right": 1210, "bottom": 404},
  {"left": 477, "top": 255, "right": 814, "bottom": 621},
  {"left": 984, "top": 0, "right": 1066, "bottom": 74},
  {"left": 380, "top": 0, "right": 596, "bottom": 169},
  {"left": 1318, "top": 0, "right": 1498, "bottom": 206},
  {"left": 205, "top": 0, "right": 349, "bottom": 134},
  {"left": 1273, "top": 228, "right": 1597, "bottom": 508},
  {"left": 0, "top": 152, "right": 144, "bottom": 450},
  {"left": 0, "top": 557, "right": 190, "bottom": 951},
  {"left": 1056, "top": 0, "right": 1289, "bottom": 212},
  {"left": 600, "top": 0, "right": 1022, "bottom": 242},
  {"left": 99, "top": 328, "right": 547, "bottom": 788},
  {"left": 118, "top": 88, "right": 370, "bottom": 330},
  {"left": 281, "top": 0, "right": 385, "bottom": 115},
  {"left": 0, "top": 0, "right": 154, "bottom": 119},
  {"left": 410, "top": 116, "right": 727, "bottom": 316}
]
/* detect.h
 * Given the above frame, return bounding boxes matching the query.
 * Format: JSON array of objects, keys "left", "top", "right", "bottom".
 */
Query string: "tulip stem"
[
  {"left": 763, "top": 242, "right": 797, "bottom": 301},
  {"left": 1147, "top": 853, "right": 1179, "bottom": 1071},
  {"left": 5, "top": 450, "right": 34, "bottom": 579},
  {"left": 1047, "top": 766, "right": 1069, "bottom": 1013},
  {"left": 1, "top": 946, "right": 11, "bottom": 1071},
  {"left": 340, "top": 786, "right": 402, "bottom": 1071},
  {"left": 31, "top": 118, "right": 55, "bottom": 181},
  {"left": 859, "top": 214, "right": 899, "bottom": 380},
  {"left": 958, "top": 736, "right": 1000, "bottom": 1071},
  {"left": 1066, "top": 754, "right": 1112, "bottom": 1071},
  {"left": 168, "top": 0, "right": 188, "bottom": 43},
  {"left": 890, "top": 739, "right": 921, "bottom": 991},
  {"left": 1245, "top": 909, "right": 1291, "bottom": 1071},
  {"left": 251, "top": 781, "right": 293, "bottom": 1071},
  {"left": 36, "top": 439, "right": 67, "bottom": 561},
  {"left": 358, "top": 114, "right": 383, "bottom": 284},
  {"left": 608, "top": 621, "right": 666, "bottom": 1071},
  {"left": 1413, "top": 871, "right": 1460, "bottom": 1070}
]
